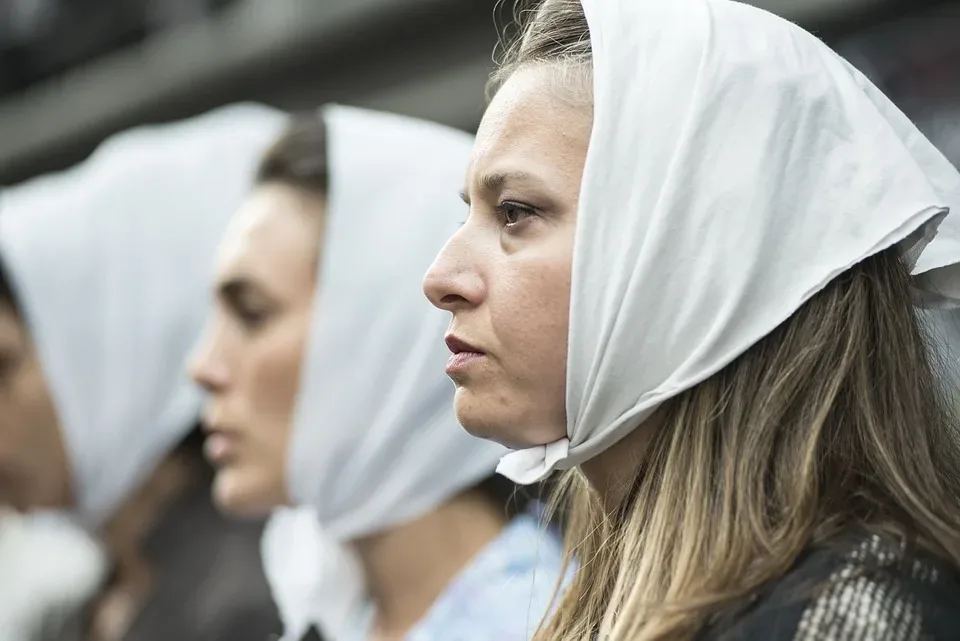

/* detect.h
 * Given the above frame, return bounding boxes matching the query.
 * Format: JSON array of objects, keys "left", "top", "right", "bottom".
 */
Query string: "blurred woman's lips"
[{"left": 203, "top": 429, "right": 238, "bottom": 465}]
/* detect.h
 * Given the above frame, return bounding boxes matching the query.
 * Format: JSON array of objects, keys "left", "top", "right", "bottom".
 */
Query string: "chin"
[
  {"left": 454, "top": 387, "right": 542, "bottom": 450},
  {"left": 211, "top": 467, "right": 277, "bottom": 519}
]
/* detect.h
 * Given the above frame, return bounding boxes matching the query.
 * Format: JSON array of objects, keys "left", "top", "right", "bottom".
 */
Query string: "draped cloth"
[
  {"left": 263, "top": 106, "right": 506, "bottom": 640},
  {"left": 495, "top": 0, "right": 960, "bottom": 485},
  {"left": 0, "top": 103, "right": 287, "bottom": 525}
]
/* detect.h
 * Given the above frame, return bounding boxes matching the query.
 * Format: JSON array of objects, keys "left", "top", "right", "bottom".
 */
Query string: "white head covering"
[
  {"left": 0, "top": 510, "right": 106, "bottom": 640},
  {"left": 261, "top": 105, "right": 507, "bottom": 640},
  {"left": 261, "top": 506, "right": 364, "bottom": 641},
  {"left": 496, "top": 0, "right": 960, "bottom": 485},
  {"left": 0, "top": 103, "right": 287, "bottom": 526}
]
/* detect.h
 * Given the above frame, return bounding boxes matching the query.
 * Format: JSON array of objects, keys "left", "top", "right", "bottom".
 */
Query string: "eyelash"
[
  {"left": 231, "top": 304, "right": 270, "bottom": 331},
  {"left": 495, "top": 201, "right": 538, "bottom": 228}
]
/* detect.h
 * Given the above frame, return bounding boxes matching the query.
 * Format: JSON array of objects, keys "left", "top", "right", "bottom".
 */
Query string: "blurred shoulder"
[{"left": 411, "top": 511, "right": 568, "bottom": 641}]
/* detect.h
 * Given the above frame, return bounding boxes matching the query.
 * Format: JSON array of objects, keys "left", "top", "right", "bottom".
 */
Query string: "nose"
[
  {"left": 189, "top": 324, "right": 230, "bottom": 393},
  {"left": 423, "top": 233, "right": 484, "bottom": 313}
]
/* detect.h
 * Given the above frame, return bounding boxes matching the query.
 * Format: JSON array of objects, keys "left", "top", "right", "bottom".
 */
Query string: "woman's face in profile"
[
  {"left": 190, "top": 183, "right": 322, "bottom": 516},
  {"left": 423, "top": 66, "right": 592, "bottom": 449},
  {"left": 0, "top": 308, "right": 70, "bottom": 511}
]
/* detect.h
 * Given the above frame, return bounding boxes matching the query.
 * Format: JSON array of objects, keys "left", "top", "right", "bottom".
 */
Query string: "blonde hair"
[{"left": 495, "top": 2, "right": 960, "bottom": 640}]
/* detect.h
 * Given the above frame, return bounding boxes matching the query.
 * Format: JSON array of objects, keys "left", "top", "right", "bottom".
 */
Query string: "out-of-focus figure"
[
  {"left": 191, "top": 107, "right": 566, "bottom": 641},
  {"left": 0, "top": 103, "right": 288, "bottom": 641}
]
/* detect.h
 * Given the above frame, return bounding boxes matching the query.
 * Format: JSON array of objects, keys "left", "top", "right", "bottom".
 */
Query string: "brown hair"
[
  {"left": 255, "top": 115, "right": 329, "bottom": 196},
  {"left": 497, "top": 2, "right": 960, "bottom": 640},
  {"left": 0, "top": 252, "right": 21, "bottom": 318}
]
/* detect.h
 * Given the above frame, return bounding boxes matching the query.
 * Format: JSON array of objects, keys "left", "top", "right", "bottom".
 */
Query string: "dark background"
[{"left": 0, "top": 0, "right": 957, "bottom": 186}]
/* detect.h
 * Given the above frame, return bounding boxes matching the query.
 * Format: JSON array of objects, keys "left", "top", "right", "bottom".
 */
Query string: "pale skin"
[
  {"left": 191, "top": 182, "right": 506, "bottom": 640},
  {"left": 423, "top": 66, "right": 652, "bottom": 504},
  {"left": 0, "top": 306, "right": 71, "bottom": 512},
  {"left": 423, "top": 67, "right": 584, "bottom": 451},
  {"left": 190, "top": 182, "right": 318, "bottom": 515}
]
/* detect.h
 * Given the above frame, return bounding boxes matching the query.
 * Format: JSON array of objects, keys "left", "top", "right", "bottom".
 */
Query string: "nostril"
[{"left": 441, "top": 293, "right": 469, "bottom": 306}]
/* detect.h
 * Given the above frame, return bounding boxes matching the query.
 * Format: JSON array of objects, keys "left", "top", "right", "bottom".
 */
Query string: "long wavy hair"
[{"left": 493, "top": 2, "right": 960, "bottom": 640}]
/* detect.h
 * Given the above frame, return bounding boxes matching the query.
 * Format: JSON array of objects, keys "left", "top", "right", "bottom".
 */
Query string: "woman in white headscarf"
[
  {"left": 190, "top": 106, "right": 565, "bottom": 641},
  {"left": 0, "top": 103, "right": 287, "bottom": 641},
  {"left": 423, "top": 0, "right": 960, "bottom": 640}
]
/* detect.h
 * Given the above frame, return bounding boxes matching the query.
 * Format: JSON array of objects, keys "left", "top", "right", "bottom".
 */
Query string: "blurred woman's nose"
[
  {"left": 423, "top": 238, "right": 483, "bottom": 313},
  {"left": 189, "top": 326, "right": 230, "bottom": 392}
]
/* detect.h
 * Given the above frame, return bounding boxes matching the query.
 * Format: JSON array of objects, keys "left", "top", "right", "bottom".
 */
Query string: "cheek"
[
  {"left": 242, "top": 318, "right": 311, "bottom": 446},
  {"left": 478, "top": 247, "right": 571, "bottom": 445},
  {"left": 493, "top": 253, "right": 572, "bottom": 381},
  {"left": 215, "top": 324, "right": 307, "bottom": 516},
  {"left": 0, "top": 401, "right": 25, "bottom": 470},
  {"left": 0, "top": 376, "right": 48, "bottom": 460},
  {"left": 248, "top": 347, "right": 303, "bottom": 419},
  {"left": 0, "top": 374, "right": 62, "bottom": 504}
]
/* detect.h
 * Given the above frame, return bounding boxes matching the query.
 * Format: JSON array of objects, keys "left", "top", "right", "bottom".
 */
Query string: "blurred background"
[{"left": 0, "top": 0, "right": 957, "bottom": 188}]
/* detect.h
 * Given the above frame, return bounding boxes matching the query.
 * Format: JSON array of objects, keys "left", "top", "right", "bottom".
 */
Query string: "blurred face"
[
  {"left": 0, "top": 307, "right": 71, "bottom": 511},
  {"left": 190, "top": 183, "right": 322, "bottom": 517},
  {"left": 423, "top": 67, "right": 592, "bottom": 449}
]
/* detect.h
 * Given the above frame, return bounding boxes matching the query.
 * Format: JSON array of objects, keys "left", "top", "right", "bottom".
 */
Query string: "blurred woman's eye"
[
  {"left": 233, "top": 305, "right": 271, "bottom": 331},
  {"left": 218, "top": 280, "right": 276, "bottom": 333},
  {"left": 495, "top": 201, "right": 539, "bottom": 229}
]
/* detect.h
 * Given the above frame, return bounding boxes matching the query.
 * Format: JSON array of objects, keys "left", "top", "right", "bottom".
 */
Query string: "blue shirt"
[{"left": 347, "top": 509, "right": 566, "bottom": 640}]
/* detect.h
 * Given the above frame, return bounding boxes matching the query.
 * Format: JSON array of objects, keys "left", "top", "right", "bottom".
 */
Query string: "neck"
[
  {"left": 579, "top": 411, "right": 661, "bottom": 511},
  {"left": 354, "top": 491, "right": 507, "bottom": 640}
]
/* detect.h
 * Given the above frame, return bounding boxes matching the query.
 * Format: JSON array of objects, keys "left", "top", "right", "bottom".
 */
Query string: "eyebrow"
[{"left": 461, "top": 170, "right": 538, "bottom": 203}]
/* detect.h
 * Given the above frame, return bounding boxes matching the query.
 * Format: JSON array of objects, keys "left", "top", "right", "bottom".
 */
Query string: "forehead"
[
  {"left": 215, "top": 183, "right": 324, "bottom": 281},
  {"left": 470, "top": 67, "right": 592, "bottom": 187}
]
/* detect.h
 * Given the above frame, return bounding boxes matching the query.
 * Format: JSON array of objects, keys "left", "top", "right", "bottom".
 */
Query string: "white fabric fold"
[
  {"left": 0, "top": 103, "right": 287, "bottom": 526},
  {"left": 496, "top": 0, "right": 960, "bottom": 485},
  {"left": 260, "top": 506, "right": 364, "bottom": 641},
  {"left": 263, "top": 105, "right": 506, "bottom": 640},
  {"left": 0, "top": 510, "right": 106, "bottom": 640}
]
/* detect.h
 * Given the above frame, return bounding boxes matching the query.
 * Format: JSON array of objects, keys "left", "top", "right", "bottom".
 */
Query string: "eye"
[
  {"left": 234, "top": 306, "right": 270, "bottom": 331},
  {"left": 495, "top": 201, "right": 538, "bottom": 228},
  {"left": 219, "top": 280, "right": 276, "bottom": 333},
  {"left": 223, "top": 297, "right": 272, "bottom": 332}
]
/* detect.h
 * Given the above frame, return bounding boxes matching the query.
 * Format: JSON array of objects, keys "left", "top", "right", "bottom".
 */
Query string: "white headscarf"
[
  {"left": 0, "top": 103, "right": 287, "bottom": 527},
  {"left": 261, "top": 505, "right": 364, "bottom": 641},
  {"left": 496, "top": 0, "right": 960, "bottom": 485},
  {"left": 261, "top": 105, "right": 507, "bottom": 640},
  {"left": 0, "top": 510, "right": 106, "bottom": 640}
]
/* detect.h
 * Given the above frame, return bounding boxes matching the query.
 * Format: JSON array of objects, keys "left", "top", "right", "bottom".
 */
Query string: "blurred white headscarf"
[
  {"left": 496, "top": 0, "right": 960, "bottom": 484},
  {"left": 0, "top": 103, "right": 287, "bottom": 526},
  {"left": 260, "top": 105, "right": 507, "bottom": 640},
  {"left": 0, "top": 510, "right": 106, "bottom": 641}
]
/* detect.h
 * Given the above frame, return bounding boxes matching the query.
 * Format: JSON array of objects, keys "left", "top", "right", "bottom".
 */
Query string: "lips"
[
  {"left": 444, "top": 335, "right": 484, "bottom": 355},
  {"left": 444, "top": 335, "right": 485, "bottom": 375},
  {"left": 203, "top": 429, "right": 237, "bottom": 465},
  {"left": 201, "top": 419, "right": 239, "bottom": 466}
]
